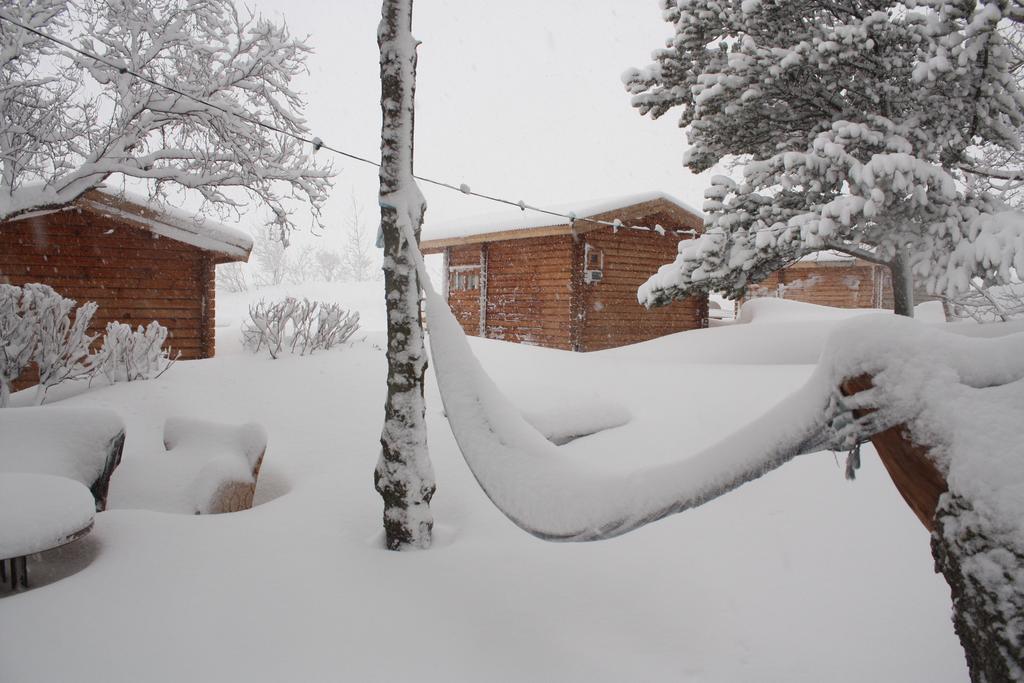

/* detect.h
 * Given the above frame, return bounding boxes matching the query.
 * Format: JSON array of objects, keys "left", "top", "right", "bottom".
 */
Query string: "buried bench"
[
  {"left": 113, "top": 417, "right": 268, "bottom": 515},
  {"left": 163, "top": 417, "right": 268, "bottom": 514},
  {"left": 0, "top": 407, "right": 126, "bottom": 512},
  {"left": 0, "top": 473, "right": 95, "bottom": 590}
]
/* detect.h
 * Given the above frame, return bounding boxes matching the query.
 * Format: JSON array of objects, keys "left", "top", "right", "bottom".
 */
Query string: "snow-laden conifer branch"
[
  {"left": 0, "top": 0, "right": 331, "bottom": 236},
  {"left": 627, "top": 0, "right": 1024, "bottom": 315}
]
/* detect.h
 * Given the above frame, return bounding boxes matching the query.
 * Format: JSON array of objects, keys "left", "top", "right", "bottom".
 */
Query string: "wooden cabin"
[
  {"left": 0, "top": 188, "right": 252, "bottom": 383},
  {"left": 747, "top": 253, "right": 895, "bottom": 309},
  {"left": 420, "top": 192, "right": 707, "bottom": 352}
]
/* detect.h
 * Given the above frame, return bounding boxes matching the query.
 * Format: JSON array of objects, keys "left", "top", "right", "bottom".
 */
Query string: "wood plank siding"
[
  {"left": 579, "top": 227, "right": 706, "bottom": 351},
  {"left": 747, "top": 260, "right": 895, "bottom": 309},
  {"left": 1, "top": 204, "right": 242, "bottom": 390},
  {"left": 445, "top": 244, "right": 484, "bottom": 338},
  {"left": 486, "top": 236, "right": 576, "bottom": 349}
]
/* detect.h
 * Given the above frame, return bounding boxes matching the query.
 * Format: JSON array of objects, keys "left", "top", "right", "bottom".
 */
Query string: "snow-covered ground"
[{"left": 0, "top": 284, "right": 972, "bottom": 681}]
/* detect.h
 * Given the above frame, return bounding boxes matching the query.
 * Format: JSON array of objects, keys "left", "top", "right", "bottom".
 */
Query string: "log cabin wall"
[
  {"left": 445, "top": 244, "right": 484, "bottom": 337},
  {"left": 579, "top": 227, "right": 707, "bottom": 352},
  {"left": 747, "top": 260, "right": 893, "bottom": 309},
  {"left": 1, "top": 207, "right": 224, "bottom": 388},
  {"left": 484, "top": 236, "right": 575, "bottom": 350}
]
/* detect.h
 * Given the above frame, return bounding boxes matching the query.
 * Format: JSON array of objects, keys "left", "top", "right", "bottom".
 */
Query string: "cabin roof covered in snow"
[
  {"left": 420, "top": 191, "right": 703, "bottom": 251},
  {"left": 793, "top": 250, "right": 876, "bottom": 266},
  {"left": 71, "top": 188, "right": 254, "bottom": 262}
]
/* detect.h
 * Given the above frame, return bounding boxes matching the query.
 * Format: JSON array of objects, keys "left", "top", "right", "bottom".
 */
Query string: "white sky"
[{"left": 247, "top": 0, "right": 711, "bottom": 246}]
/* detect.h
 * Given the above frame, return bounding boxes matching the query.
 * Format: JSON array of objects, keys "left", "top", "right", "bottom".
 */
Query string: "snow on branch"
[
  {"left": 91, "top": 321, "right": 176, "bottom": 383},
  {"left": 0, "top": 0, "right": 332, "bottom": 236},
  {"left": 626, "top": 1, "right": 1024, "bottom": 311}
]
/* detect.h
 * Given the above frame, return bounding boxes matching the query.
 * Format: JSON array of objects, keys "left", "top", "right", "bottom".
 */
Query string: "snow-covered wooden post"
[{"left": 374, "top": 0, "right": 435, "bottom": 550}]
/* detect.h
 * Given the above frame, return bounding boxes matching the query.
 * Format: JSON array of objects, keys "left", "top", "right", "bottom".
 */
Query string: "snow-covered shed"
[
  {"left": 0, "top": 188, "right": 252, "bottom": 364},
  {"left": 747, "top": 252, "right": 896, "bottom": 309},
  {"left": 419, "top": 192, "right": 707, "bottom": 352}
]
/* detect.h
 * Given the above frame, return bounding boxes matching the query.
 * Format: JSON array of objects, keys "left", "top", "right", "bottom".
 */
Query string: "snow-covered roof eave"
[
  {"left": 792, "top": 249, "right": 873, "bottom": 266},
  {"left": 420, "top": 191, "right": 704, "bottom": 249},
  {"left": 80, "top": 189, "right": 254, "bottom": 262}
]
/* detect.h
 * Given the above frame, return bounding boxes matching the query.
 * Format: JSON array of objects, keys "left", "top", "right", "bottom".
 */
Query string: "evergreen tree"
[{"left": 625, "top": 0, "right": 1024, "bottom": 316}]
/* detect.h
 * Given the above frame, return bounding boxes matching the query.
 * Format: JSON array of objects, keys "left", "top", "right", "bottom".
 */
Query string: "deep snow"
[{"left": 0, "top": 283, "right": 973, "bottom": 681}]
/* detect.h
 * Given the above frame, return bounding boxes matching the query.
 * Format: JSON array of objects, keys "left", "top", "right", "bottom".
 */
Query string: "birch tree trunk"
[{"left": 373, "top": 0, "right": 435, "bottom": 551}]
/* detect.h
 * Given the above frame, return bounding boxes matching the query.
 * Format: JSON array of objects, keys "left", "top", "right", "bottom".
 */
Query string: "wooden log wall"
[
  {"left": 579, "top": 227, "right": 706, "bottom": 352},
  {"left": 445, "top": 244, "right": 483, "bottom": 338},
  {"left": 1, "top": 207, "right": 219, "bottom": 389},
  {"left": 748, "top": 262, "right": 890, "bottom": 309},
  {"left": 484, "top": 236, "right": 575, "bottom": 350}
]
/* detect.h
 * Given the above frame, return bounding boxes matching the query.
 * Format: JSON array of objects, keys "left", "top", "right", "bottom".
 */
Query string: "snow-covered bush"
[
  {"left": 242, "top": 297, "right": 359, "bottom": 359},
  {"left": 92, "top": 321, "right": 176, "bottom": 383},
  {"left": 0, "top": 284, "right": 37, "bottom": 408},
  {"left": 0, "top": 283, "right": 175, "bottom": 405},
  {"left": 22, "top": 284, "right": 97, "bottom": 406}
]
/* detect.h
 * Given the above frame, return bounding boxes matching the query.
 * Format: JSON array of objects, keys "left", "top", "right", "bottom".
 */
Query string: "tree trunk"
[
  {"left": 933, "top": 495, "right": 1024, "bottom": 682},
  {"left": 889, "top": 245, "right": 915, "bottom": 317},
  {"left": 841, "top": 376, "right": 1024, "bottom": 681},
  {"left": 373, "top": 0, "right": 435, "bottom": 551}
]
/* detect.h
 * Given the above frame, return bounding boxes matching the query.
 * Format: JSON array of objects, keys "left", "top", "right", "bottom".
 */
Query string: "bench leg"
[
  {"left": 4, "top": 557, "right": 28, "bottom": 590},
  {"left": 16, "top": 556, "right": 27, "bottom": 589}
]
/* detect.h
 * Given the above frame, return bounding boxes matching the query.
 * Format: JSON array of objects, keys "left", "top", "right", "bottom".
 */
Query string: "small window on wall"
[{"left": 451, "top": 268, "right": 480, "bottom": 291}]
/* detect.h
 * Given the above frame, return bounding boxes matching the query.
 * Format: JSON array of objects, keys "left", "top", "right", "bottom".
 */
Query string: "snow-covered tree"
[
  {"left": 625, "top": 0, "right": 1024, "bottom": 316},
  {"left": 314, "top": 249, "right": 344, "bottom": 282},
  {"left": 215, "top": 262, "right": 250, "bottom": 293},
  {"left": 283, "top": 245, "right": 318, "bottom": 285},
  {"left": 340, "top": 197, "right": 376, "bottom": 281},
  {"left": 252, "top": 230, "right": 288, "bottom": 287},
  {"left": 374, "top": 0, "right": 435, "bottom": 550},
  {"left": 0, "top": 0, "right": 331, "bottom": 236},
  {"left": 0, "top": 284, "right": 36, "bottom": 408}
]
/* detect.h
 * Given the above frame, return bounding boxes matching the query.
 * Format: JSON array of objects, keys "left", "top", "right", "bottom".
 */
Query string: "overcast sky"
[{"left": 248, "top": 0, "right": 711, "bottom": 245}]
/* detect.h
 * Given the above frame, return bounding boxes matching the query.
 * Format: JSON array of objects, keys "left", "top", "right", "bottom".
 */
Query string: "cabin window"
[{"left": 450, "top": 267, "right": 481, "bottom": 291}]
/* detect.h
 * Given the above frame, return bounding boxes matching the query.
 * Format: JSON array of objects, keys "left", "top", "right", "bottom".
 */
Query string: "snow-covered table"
[{"left": 0, "top": 473, "right": 96, "bottom": 590}]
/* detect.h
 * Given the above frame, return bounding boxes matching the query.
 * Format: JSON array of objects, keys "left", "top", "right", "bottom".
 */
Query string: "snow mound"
[
  {"left": 0, "top": 407, "right": 125, "bottom": 488},
  {"left": 112, "top": 417, "right": 267, "bottom": 515},
  {"left": 738, "top": 297, "right": 886, "bottom": 323}
]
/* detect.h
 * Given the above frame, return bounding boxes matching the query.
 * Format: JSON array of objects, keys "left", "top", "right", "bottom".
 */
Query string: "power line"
[{"left": 0, "top": 11, "right": 701, "bottom": 239}]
